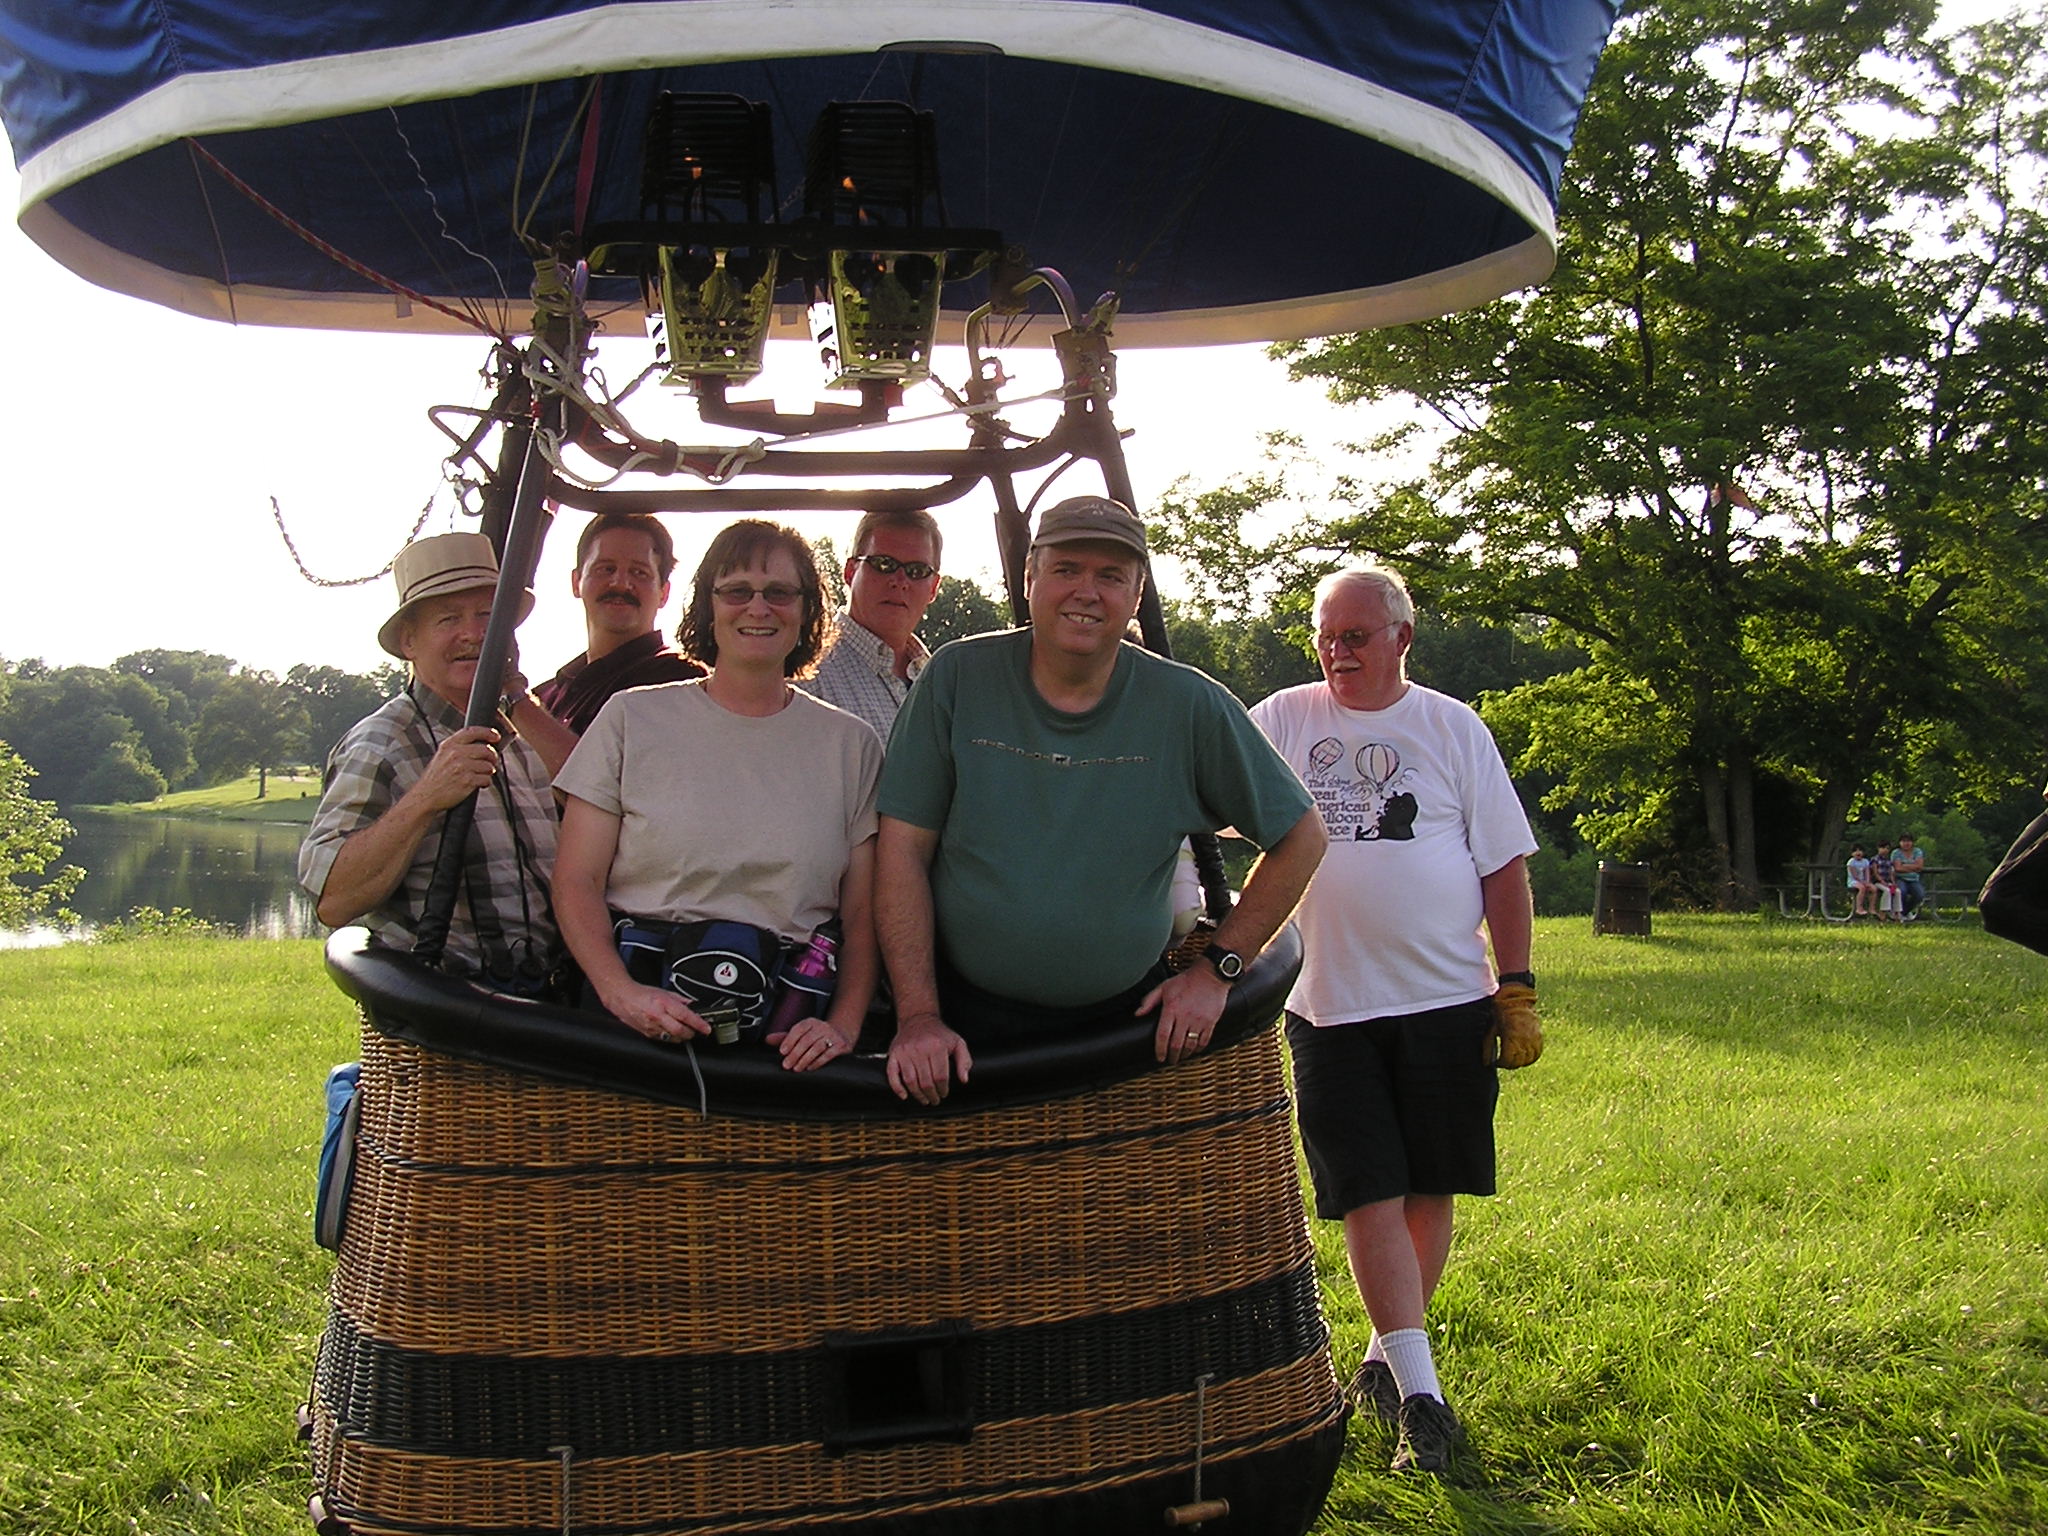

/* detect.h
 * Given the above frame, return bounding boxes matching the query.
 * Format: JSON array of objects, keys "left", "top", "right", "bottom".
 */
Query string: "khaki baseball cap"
[{"left": 1029, "top": 495, "right": 1148, "bottom": 559}]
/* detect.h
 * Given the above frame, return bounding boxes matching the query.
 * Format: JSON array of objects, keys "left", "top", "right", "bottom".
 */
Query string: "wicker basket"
[{"left": 308, "top": 939, "right": 1346, "bottom": 1536}]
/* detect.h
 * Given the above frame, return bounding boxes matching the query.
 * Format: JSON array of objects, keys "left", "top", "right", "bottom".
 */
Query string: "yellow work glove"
[{"left": 1487, "top": 981, "right": 1543, "bottom": 1069}]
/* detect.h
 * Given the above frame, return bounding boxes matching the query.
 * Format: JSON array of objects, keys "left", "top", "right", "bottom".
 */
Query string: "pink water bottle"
[{"left": 766, "top": 923, "right": 839, "bottom": 1039}]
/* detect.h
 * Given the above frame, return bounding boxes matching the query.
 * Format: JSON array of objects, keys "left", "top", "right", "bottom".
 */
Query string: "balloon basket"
[{"left": 304, "top": 933, "right": 1345, "bottom": 1536}]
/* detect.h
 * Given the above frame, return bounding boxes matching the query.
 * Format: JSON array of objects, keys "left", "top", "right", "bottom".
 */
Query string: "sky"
[
  {"left": 0, "top": 2, "right": 2013, "bottom": 680},
  {"left": 0, "top": 157, "right": 1361, "bottom": 680}
]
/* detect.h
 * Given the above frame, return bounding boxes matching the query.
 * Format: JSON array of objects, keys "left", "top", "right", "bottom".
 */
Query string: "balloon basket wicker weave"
[{"left": 307, "top": 930, "right": 1346, "bottom": 1536}]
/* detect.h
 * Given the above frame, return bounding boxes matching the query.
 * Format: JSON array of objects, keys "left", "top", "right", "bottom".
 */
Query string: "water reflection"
[{"left": 17, "top": 811, "right": 321, "bottom": 941}]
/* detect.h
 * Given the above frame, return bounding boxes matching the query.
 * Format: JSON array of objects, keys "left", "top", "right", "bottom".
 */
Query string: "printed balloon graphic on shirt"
[{"left": 1356, "top": 742, "right": 1400, "bottom": 791}]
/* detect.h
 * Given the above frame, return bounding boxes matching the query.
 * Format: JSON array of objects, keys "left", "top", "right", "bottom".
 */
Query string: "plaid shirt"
[
  {"left": 299, "top": 687, "right": 559, "bottom": 986},
  {"left": 801, "top": 612, "right": 927, "bottom": 745}
]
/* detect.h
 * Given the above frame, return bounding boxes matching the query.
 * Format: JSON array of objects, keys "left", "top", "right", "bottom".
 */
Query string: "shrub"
[{"left": 92, "top": 904, "right": 230, "bottom": 942}]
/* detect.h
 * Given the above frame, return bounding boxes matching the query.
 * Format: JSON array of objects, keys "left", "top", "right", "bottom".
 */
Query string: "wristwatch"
[
  {"left": 1205, "top": 946, "right": 1245, "bottom": 982},
  {"left": 1497, "top": 969, "right": 1536, "bottom": 988}
]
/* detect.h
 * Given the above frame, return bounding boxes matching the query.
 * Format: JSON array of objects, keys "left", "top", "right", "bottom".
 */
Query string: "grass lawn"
[
  {"left": 1, "top": 918, "right": 2043, "bottom": 1534},
  {"left": 80, "top": 773, "right": 320, "bottom": 825}
]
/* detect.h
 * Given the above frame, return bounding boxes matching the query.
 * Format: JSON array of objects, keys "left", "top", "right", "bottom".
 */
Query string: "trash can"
[{"left": 1593, "top": 861, "right": 1652, "bottom": 936}]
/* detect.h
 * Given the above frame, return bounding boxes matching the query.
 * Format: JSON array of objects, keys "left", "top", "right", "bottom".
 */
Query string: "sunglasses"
[
  {"left": 712, "top": 582, "right": 804, "bottom": 607},
  {"left": 851, "top": 553, "right": 938, "bottom": 581}
]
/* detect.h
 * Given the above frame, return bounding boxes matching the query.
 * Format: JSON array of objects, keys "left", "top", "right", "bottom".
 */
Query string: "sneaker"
[
  {"left": 1347, "top": 1358, "right": 1402, "bottom": 1423},
  {"left": 1392, "top": 1393, "right": 1461, "bottom": 1473}
]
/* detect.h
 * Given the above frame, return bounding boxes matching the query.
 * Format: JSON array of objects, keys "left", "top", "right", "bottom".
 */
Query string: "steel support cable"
[
  {"left": 335, "top": 126, "right": 504, "bottom": 337},
  {"left": 512, "top": 79, "right": 601, "bottom": 250}
]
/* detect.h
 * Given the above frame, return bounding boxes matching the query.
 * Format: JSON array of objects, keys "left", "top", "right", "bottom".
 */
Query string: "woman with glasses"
[{"left": 551, "top": 519, "right": 883, "bottom": 1070}]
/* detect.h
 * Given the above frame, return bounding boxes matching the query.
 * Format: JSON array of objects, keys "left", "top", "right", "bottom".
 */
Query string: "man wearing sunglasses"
[
  {"left": 803, "top": 509, "right": 945, "bottom": 744},
  {"left": 1248, "top": 562, "right": 1540, "bottom": 1475}
]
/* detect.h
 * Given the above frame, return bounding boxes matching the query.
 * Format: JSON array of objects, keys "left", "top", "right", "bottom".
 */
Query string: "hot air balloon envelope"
[{"left": 0, "top": 0, "right": 1621, "bottom": 343}]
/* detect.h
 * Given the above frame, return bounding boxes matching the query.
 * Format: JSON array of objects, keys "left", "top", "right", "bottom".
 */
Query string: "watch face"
[{"left": 1212, "top": 948, "right": 1244, "bottom": 979}]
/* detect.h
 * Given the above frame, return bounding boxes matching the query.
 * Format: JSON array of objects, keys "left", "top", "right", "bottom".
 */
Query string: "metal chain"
[{"left": 269, "top": 494, "right": 438, "bottom": 587}]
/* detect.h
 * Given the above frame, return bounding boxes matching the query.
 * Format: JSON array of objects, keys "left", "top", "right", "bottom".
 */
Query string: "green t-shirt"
[{"left": 878, "top": 631, "right": 1313, "bottom": 1007}]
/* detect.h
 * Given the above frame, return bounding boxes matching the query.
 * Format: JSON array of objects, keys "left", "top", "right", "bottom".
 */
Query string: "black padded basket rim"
[{"left": 322, "top": 924, "right": 1301, "bottom": 1121}]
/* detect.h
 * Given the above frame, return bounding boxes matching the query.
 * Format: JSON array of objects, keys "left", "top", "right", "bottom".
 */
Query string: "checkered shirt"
[
  {"left": 299, "top": 688, "right": 559, "bottom": 984},
  {"left": 801, "top": 612, "right": 928, "bottom": 745}
]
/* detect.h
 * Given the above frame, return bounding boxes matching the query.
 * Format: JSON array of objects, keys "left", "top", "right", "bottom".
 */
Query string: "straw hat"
[{"left": 376, "top": 532, "right": 534, "bottom": 658}]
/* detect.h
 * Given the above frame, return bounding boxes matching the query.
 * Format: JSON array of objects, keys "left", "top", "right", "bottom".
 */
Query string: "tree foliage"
[
  {"left": 1159, "top": 1, "right": 2048, "bottom": 904},
  {"left": 288, "top": 663, "right": 402, "bottom": 766},
  {"left": 0, "top": 740, "right": 83, "bottom": 928},
  {"left": 920, "top": 574, "right": 1010, "bottom": 652},
  {"left": 0, "top": 655, "right": 394, "bottom": 806},
  {"left": 195, "top": 672, "right": 310, "bottom": 796}
]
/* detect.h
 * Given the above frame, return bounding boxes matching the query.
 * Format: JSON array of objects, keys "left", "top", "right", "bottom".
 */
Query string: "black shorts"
[{"left": 1285, "top": 999, "right": 1499, "bottom": 1219}]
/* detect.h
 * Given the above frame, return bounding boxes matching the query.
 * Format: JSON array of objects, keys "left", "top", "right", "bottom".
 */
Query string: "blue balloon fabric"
[{"left": 0, "top": 0, "right": 1619, "bottom": 343}]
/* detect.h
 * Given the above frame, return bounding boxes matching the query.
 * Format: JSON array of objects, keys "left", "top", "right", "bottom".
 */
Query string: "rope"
[{"left": 187, "top": 140, "right": 511, "bottom": 340}]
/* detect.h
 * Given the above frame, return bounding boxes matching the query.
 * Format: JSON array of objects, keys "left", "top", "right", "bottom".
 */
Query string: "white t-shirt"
[
  {"left": 1249, "top": 682, "right": 1536, "bottom": 1023},
  {"left": 554, "top": 680, "right": 883, "bottom": 943}
]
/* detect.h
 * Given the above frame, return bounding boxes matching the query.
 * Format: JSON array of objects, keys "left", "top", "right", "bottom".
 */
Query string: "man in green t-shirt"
[{"left": 875, "top": 495, "right": 1327, "bottom": 1104}]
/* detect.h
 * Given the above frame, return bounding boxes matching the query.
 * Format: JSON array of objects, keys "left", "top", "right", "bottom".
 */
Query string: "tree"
[
  {"left": 0, "top": 740, "right": 83, "bottom": 928},
  {"left": 194, "top": 671, "right": 310, "bottom": 796},
  {"left": 920, "top": 574, "right": 1009, "bottom": 651},
  {"left": 114, "top": 649, "right": 234, "bottom": 787},
  {"left": 1161, "top": 3, "right": 2048, "bottom": 905},
  {"left": 1162, "top": 600, "right": 1321, "bottom": 708},
  {"left": 287, "top": 662, "right": 403, "bottom": 765},
  {"left": 0, "top": 661, "right": 181, "bottom": 805}
]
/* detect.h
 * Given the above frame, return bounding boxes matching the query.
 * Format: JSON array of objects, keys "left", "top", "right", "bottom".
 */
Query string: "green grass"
[
  {"left": 0, "top": 919, "right": 2043, "bottom": 1534},
  {"left": 81, "top": 772, "right": 320, "bottom": 824},
  {"left": 0, "top": 940, "right": 350, "bottom": 1535},
  {"left": 1315, "top": 918, "right": 2048, "bottom": 1534}
]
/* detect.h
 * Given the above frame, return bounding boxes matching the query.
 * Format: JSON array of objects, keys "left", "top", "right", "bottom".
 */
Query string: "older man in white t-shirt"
[{"left": 1249, "top": 562, "right": 1541, "bottom": 1475}]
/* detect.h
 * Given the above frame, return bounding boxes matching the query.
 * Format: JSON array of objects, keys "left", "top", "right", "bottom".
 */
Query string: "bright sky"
[{"left": 0, "top": 157, "right": 1360, "bottom": 679}]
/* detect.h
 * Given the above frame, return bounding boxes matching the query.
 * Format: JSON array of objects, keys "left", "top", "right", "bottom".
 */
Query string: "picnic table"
[{"left": 1794, "top": 863, "right": 1968, "bottom": 921}]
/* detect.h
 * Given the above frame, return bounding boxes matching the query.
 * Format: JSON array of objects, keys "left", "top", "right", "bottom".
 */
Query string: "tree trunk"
[
  {"left": 1811, "top": 777, "right": 1855, "bottom": 871},
  {"left": 1727, "top": 748, "right": 1760, "bottom": 909},
  {"left": 257, "top": 763, "right": 268, "bottom": 799},
  {"left": 1698, "top": 760, "right": 1736, "bottom": 902}
]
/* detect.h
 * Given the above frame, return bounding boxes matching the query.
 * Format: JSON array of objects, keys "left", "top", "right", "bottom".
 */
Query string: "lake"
[{"left": 9, "top": 810, "right": 321, "bottom": 943}]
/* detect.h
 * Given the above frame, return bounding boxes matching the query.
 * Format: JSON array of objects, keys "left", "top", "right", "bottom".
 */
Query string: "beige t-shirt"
[{"left": 554, "top": 680, "right": 883, "bottom": 943}]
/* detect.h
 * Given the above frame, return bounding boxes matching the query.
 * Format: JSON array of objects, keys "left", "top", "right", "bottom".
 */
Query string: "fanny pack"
[{"left": 613, "top": 914, "right": 784, "bottom": 1043}]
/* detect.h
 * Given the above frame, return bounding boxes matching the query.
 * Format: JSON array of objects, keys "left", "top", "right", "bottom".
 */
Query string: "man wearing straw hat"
[
  {"left": 875, "top": 495, "right": 1326, "bottom": 1105},
  {"left": 298, "top": 531, "right": 561, "bottom": 992}
]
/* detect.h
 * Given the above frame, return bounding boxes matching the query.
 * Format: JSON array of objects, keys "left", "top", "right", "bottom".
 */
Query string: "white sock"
[
  {"left": 1379, "top": 1327, "right": 1443, "bottom": 1403},
  {"left": 1364, "top": 1330, "right": 1387, "bottom": 1365}
]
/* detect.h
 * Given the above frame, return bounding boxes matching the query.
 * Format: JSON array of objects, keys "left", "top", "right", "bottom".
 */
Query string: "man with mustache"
[
  {"left": 298, "top": 532, "right": 562, "bottom": 992},
  {"left": 534, "top": 513, "right": 703, "bottom": 737}
]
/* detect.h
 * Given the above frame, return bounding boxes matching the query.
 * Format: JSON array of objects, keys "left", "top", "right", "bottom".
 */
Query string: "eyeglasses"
[
  {"left": 711, "top": 582, "right": 804, "bottom": 607},
  {"left": 1313, "top": 621, "right": 1404, "bottom": 653},
  {"left": 851, "top": 553, "right": 938, "bottom": 581}
]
